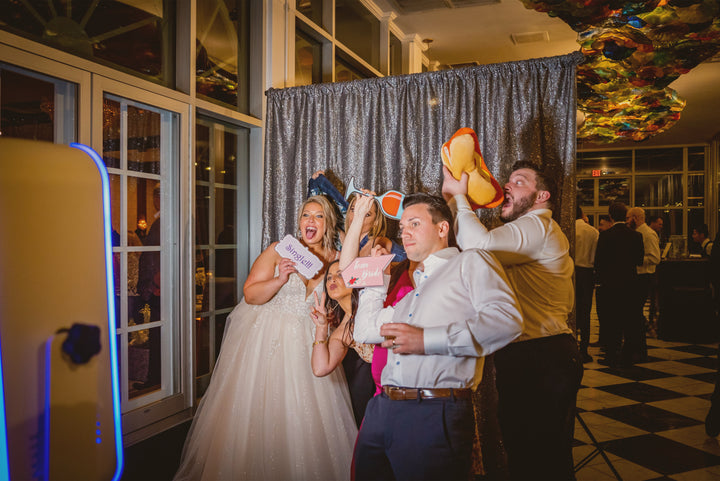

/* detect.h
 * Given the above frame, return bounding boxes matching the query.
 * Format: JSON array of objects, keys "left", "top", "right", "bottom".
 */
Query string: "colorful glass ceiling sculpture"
[{"left": 520, "top": 0, "right": 720, "bottom": 142}]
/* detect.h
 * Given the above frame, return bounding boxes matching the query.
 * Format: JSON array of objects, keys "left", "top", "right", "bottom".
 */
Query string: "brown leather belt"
[{"left": 383, "top": 385, "right": 472, "bottom": 401}]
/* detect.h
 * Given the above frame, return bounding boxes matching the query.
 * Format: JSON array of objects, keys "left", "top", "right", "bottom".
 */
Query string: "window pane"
[
  {"left": 196, "top": 0, "right": 250, "bottom": 112},
  {"left": 197, "top": 123, "right": 211, "bottom": 182},
  {"left": 215, "top": 313, "right": 230, "bottom": 360},
  {"left": 335, "top": 0, "right": 380, "bottom": 70},
  {"left": 109, "top": 174, "right": 122, "bottom": 243},
  {"left": 296, "top": 0, "right": 326, "bottom": 29},
  {"left": 599, "top": 178, "right": 629, "bottom": 206},
  {"left": 1, "top": 2, "right": 175, "bottom": 86},
  {"left": 195, "top": 316, "right": 210, "bottom": 377},
  {"left": 215, "top": 187, "right": 237, "bottom": 242},
  {"left": 0, "top": 66, "right": 77, "bottom": 143},
  {"left": 688, "top": 173, "right": 704, "bottom": 206},
  {"left": 127, "top": 105, "right": 161, "bottom": 174},
  {"left": 644, "top": 208, "right": 681, "bottom": 242},
  {"left": 335, "top": 55, "right": 369, "bottom": 82},
  {"left": 390, "top": 32, "right": 402, "bottom": 76},
  {"left": 635, "top": 148, "right": 683, "bottom": 172},
  {"left": 128, "top": 178, "right": 161, "bottom": 246},
  {"left": 195, "top": 249, "right": 210, "bottom": 314},
  {"left": 635, "top": 174, "right": 682, "bottom": 207},
  {"left": 218, "top": 131, "right": 239, "bottom": 185},
  {"left": 215, "top": 250, "right": 237, "bottom": 310},
  {"left": 688, "top": 146, "right": 705, "bottom": 171},
  {"left": 688, "top": 208, "right": 706, "bottom": 255},
  {"left": 103, "top": 98, "right": 121, "bottom": 168},
  {"left": 196, "top": 185, "right": 210, "bottom": 246},
  {"left": 577, "top": 150, "right": 632, "bottom": 175},
  {"left": 577, "top": 179, "right": 595, "bottom": 207},
  {"left": 295, "top": 25, "right": 323, "bottom": 86},
  {"left": 128, "top": 326, "right": 162, "bottom": 398}
]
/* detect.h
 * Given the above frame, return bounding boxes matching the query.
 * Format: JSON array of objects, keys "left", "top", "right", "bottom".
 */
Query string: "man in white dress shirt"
[
  {"left": 353, "top": 193, "right": 523, "bottom": 481},
  {"left": 576, "top": 206, "right": 599, "bottom": 363},
  {"left": 442, "top": 161, "right": 583, "bottom": 480},
  {"left": 627, "top": 207, "right": 661, "bottom": 360}
]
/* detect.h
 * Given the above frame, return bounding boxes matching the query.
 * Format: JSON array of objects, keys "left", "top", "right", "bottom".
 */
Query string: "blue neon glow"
[
  {"left": 70, "top": 143, "right": 124, "bottom": 481},
  {"left": 43, "top": 338, "right": 52, "bottom": 481},
  {"left": 0, "top": 334, "right": 10, "bottom": 481}
]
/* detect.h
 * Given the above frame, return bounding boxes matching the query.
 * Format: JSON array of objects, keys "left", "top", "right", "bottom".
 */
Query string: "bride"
[{"left": 174, "top": 195, "right": 358, "bottom": 481}]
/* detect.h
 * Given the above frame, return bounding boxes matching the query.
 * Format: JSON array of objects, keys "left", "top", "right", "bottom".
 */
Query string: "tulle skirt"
[{"left": 174, "top": 298, "right": 358, "bottom": 481}]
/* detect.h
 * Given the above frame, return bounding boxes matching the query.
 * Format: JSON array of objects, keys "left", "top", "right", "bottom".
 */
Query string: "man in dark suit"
[{"left": 594, "top": 202, "right": 644, "bottom": 368}]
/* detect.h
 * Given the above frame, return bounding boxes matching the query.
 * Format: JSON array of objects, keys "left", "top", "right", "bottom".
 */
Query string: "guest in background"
[
  {"left": 692, "top": 224, "right": 714, "bottom": 258},
  {"left": 339, "top": 193, "right": 416, "bottom": 401},
  {"left": 704, "top": 230, "right": 720, "bottom": 437},
  {"left": 308, "top": 170, "right": 406, "bottom": 262},
  {"left": 648, "top": 215, "right": 664, "bottom": 238},
  {"left": 575, "top": 206, "right": 599, "bottom": 364},
  {"left": 598, "top": 215, "right": 613, "bottom": 232},
  {"left": 595, "top": 202, "right": 644, "bottom": 368},
  {"left": 627, "top": 207, "right": 661, "bottom": 358},
  {"left": 646, "top": 214, "right": 665, "bottom": 330},
  {"left": 310, "top": 260, "right": 374, "bottom": 427},
  {"left": 135, "top": 184, "right": 161, "bottom": 391}
]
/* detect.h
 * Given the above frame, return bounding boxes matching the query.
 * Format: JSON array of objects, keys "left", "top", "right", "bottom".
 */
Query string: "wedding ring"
[{"left": 392, "top": 339, "right": 397, "bottom": 348}]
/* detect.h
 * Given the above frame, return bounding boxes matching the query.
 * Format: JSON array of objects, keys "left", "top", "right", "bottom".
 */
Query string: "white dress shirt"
[
  {"left": 575, "top": 219, "right": 599, "bottom": 269},
  {"left": 450, "top": 195, "right": 574, "bottom": 342},
  {"left": 636, "top": 223, "right": 660, "bottom": 274},
  {"left": 354, "top": 247, "right": 523, "bottom": 389}
]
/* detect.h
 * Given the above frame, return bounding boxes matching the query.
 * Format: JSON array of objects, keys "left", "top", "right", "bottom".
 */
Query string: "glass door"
[
  {"left": 194, "top": 117, "right": 250, "bottom": 399},
  {"left": 93, "top": 77, "right": 190, "bottom": 428},
  {"left": 103, "top": 94, "right": 177, "bottom": 410}
]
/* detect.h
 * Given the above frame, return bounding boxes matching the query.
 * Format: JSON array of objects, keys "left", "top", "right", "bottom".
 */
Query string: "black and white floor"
[{"left": 575, "top": 322, "right": 720, "bottom": 480}]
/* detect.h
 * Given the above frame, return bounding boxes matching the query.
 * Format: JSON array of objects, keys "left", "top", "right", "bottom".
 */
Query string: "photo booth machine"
[{"left": 0, "top": 139, "right": 123, "bottom": 480}]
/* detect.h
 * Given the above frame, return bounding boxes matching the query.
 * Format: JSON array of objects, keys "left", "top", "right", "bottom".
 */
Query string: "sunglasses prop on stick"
[{"left": 345, "top": 177, "right": 405, "bottom": 220}]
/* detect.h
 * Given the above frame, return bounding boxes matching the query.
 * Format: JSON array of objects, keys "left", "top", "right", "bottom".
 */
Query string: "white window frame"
[{"left": 92, "top": 75, "right": 193, "bottom": 435}]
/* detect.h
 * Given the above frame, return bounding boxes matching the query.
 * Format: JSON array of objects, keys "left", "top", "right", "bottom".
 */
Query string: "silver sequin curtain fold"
[{"left": 263, "top": 51, "right": 583, "bottom": 248}]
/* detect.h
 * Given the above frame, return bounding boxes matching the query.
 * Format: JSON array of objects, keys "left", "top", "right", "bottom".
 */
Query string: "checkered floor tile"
[{"left": 575, "top": 334, "right": 720, "bottom": 480}]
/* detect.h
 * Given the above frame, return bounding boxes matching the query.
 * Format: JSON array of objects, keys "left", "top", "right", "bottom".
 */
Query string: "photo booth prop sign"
[
  {"left": 341, "top": 255, "right": 394, "bottom": 288},
  {"left": 275, "top": 235, "right": 323, "bottom": 279}
]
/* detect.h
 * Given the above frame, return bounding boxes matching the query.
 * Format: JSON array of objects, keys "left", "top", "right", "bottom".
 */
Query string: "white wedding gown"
[{"left": 174, "top": 272, "right": 358, "bottom": 481}]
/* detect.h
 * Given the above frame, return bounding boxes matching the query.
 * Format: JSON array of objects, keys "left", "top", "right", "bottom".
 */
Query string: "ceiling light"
[{"left": 510, "top": 31, "right": 549, "bottom": 45}]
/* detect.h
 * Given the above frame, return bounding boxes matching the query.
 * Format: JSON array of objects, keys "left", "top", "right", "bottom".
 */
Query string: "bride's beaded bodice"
[{"left": 259, "top": 270, "right": 320, "bottom": 320}]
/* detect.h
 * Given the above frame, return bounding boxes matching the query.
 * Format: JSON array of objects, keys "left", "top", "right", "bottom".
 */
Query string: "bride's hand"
[
  {"left": 277, "top": 258, "right": 297, "bottom": 284},
  {"left": 310, "top": 291, "right": 328, "bottom": 328}
]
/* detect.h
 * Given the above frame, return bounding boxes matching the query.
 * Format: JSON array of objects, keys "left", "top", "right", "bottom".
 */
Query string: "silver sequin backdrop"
[{"left": 263, "top": 52, "right": 582, "bottom": 248}]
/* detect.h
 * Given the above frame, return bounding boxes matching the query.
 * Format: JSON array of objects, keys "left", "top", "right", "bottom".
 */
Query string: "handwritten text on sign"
[
  {"left": 274, "top": 235, "right": 323, "bottom": 279},
  {"left": 341, "top": 255, "right": 394, "bottom": 288}
]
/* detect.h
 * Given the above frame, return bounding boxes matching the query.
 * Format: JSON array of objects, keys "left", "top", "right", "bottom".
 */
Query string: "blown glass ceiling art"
[{"left": 521, "top": 0, "right": 720, "bottom": 142}]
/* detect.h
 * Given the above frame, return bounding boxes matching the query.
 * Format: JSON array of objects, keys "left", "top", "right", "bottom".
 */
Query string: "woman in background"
[
  {"left": 308, "top": 170, "right": 406, "bottom": 262},
  {"left": 310, "top": 260, "right": 374, "bottom": 426},
  {"left": 174, "top": 195, "right": 357, "bottom": 481}
]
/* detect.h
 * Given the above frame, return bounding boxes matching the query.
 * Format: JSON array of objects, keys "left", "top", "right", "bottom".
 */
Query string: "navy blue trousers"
[{"left": 353, "top": 392, "right": 474, "bottom": 481}]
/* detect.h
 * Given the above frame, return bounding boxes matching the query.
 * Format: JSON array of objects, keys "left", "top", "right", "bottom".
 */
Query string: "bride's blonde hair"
[{"left": 297, "top": 195, "right": 338, "bottom": 251}]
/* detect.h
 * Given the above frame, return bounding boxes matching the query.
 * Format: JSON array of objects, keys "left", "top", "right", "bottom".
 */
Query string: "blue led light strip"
[
  {"left": 0, "top": 333, "right": 9, "bottom": 481},
  {"left": 70, "top": 143, "right": 124, "bottom": 481}
]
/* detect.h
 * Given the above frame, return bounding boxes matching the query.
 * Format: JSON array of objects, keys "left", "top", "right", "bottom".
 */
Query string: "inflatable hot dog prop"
[{"left": 441, "top": 127, "right": 503, "bottom": 209}]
